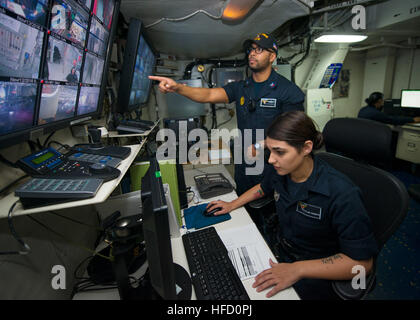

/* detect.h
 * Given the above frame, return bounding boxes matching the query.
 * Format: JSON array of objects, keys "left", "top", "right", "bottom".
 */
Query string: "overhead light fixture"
[
  {"left": 314, "top": 34, "right": 368, "bottom": 43},
  {"left": 222, "top": 0, "right": 260, "bottom": 21}
]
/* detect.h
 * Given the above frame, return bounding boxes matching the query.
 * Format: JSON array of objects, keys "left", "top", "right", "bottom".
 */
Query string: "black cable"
[
  {"left": 0, "top": 201, "right": 31, "bottom": 256},
  {"left": 49, "top": 211, "right": 103, "bottom": 231},
  {"left": 0, "top": 175, "right": 29, "bottom": 196},
  {"left": 0, "top": 154, "right": 18, "bottom": 168},
  {"left": 42, "top": 131, "right": 56, "bottom": 148},
  {"left": 26, "top": 215, "right": 111, "bottom": 261}
]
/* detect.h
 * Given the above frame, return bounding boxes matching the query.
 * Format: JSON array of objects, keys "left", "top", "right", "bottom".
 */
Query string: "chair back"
[
  {"left": 322, "top": 118, "right": 394, "bottom": 169},
  {"left": 317, "top": 152, "right": 409, "bottom": 249}
]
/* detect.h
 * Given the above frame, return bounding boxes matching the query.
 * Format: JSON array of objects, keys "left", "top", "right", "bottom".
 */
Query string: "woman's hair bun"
[{"left": 313, "top": 132, "right": 324, "bottom": 150}]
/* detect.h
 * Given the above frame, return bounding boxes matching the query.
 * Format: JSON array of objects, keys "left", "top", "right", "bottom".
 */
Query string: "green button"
[{"left": 155, "top": 171, "right": 161, "bottom": 178}]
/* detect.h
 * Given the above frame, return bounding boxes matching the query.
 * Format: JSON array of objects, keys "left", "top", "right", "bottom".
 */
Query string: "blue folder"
[{"left": 183, "top": 203, "right": 231, "bottom": 230}]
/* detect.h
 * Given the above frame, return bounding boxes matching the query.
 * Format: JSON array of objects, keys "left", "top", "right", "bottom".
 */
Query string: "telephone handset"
[{"left": 194, "top": 173, "right": 233, "bottom": 199}]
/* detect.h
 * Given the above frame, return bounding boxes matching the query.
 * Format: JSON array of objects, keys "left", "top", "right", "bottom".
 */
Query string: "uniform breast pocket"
[{"left": 292, "top": 202, "right": 328, "bottom": 238}]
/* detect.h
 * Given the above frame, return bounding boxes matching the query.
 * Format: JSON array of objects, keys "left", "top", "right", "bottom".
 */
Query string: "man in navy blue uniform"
[{"left": 150, "top": 33, "right": 304, "bottom": 227}]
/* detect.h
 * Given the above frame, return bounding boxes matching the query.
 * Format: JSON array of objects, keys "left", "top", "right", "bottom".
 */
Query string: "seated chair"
[{"left": 319, "top": 117, "right": 410, "bottom": 299}]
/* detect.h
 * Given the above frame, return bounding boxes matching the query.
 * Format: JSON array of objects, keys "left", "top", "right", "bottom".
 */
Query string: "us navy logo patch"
[
  {"left": 296, "top": 201, "right": 322, "bottom": 220},
  {"left": 260, "top": 98, "right": 276, "bottom": 108}
]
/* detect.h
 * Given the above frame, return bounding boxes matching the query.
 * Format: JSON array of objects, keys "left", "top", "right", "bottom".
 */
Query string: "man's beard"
[{"left": 248, "top": 59, "right": 270, "bottom": 73}]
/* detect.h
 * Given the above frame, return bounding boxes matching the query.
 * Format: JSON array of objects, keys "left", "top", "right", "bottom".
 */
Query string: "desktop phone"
[
  {"left": 194, "top": 173, "right": 233, "bottom": 199},
  {"left": 17, "top": 147, "right": 121, "bottom": 181}
]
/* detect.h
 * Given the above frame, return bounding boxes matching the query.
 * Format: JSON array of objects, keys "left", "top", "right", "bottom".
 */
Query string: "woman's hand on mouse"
[{"left": 206, "top": 200, "right": 233, "bottom": 215}]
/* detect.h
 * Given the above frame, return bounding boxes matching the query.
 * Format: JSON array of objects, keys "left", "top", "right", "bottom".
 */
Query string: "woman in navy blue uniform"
[
  {"left": 358, "top": 92, "right": 420, "bottom": 125},
  {"left": 206, "top": 111, "right": 378, "bottom": 299}
]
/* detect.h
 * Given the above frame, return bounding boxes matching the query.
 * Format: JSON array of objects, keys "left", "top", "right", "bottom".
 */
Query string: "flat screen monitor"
[
  {"left": 50, "top": 0, "right": 89, "bottom": 48},
  {"left": 140, "top": 157, "right": 191, "bottom": 300},
  {"left": 215, "top": 68, "right": 244, "bottom": 87},
  {"left": 0, "top": 0, "right": 121, "bottom": 149},
  {"left": 117, "top": 18, "right": 156, "bottom": 114},
  {"left": 0, "top": 0, "right": 48, "bottom": 26},
  {"left": 401, "top": 90, "right": 420, "bottom": 109}
]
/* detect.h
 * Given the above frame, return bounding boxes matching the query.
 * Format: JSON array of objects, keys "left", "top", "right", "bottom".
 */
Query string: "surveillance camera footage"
[
  {"left": 82, "top": 52, "right": 104, "bottom": 85},
  {"left": 129, "top": 35, "right": 155, "bottom": 106},
  {"left": 45, "top": 37, "right": 83, "bottom": 83},
  {"left": 0, "top": 12, "right": 44, "bottom": 79},
  {"left": 50, "top": 0, "right": 89, "bottom": 48},
  {"left": 77, "top": 85, "right": 100, "bottom": 115},
  {"left": 0, "top": 81, "right": 36, "bottom": 136},
  {"left": 38, "top": 84, "right": 77, "bottom": 124},
  {"left": 93, "top": 0, "right": 114, "bottom": 30},
  {"left": 0, "top": 0, "right": 48, "bottom": 26},
  {"left": 88, "top": 17, "right": 108, "bottom": 57}
]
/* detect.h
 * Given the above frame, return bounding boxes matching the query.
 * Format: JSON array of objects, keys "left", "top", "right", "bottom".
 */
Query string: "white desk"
[
  {"left": 172, "top": 164, "right": 300, "bottom": 300},
  {"left": 392, "top": 124, "right": 420, "bottom": 164},
  {"left": 0, "top": 143, "right": 144, "bottom": 219},
  {"left": 106, "top": 120, "right": 160, "bottom": 138}
]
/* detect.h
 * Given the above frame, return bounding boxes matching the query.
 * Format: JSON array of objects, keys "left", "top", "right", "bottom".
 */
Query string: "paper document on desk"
[{"left": 218, "top": 224, "right": 272, "bottom": 280}]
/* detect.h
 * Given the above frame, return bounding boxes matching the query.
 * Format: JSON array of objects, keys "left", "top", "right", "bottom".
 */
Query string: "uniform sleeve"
[
  {"left": 222, "top": 81, "right": 239, "bottom": 104},
  {"left": 281, "top": 83, "right": 305, "bottom": 113},
  {"left": 330, "top": 187, "right": 379, "bottom": 261},
  {"left": 259, "top": 165, "right": 276, "bottom": 196},
  {"left": 360, "top": 108, "right": 414, "bottom": 125}
]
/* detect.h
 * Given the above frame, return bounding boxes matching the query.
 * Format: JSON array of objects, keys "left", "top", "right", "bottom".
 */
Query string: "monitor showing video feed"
[
  {"left": 0, "top": 12, "right": 44, "bottom": 79},
  {"left": 129, "top": 35, "right": 156, "bottom": 106},
  {"left": 77, "top": 85, "right": 100, "bottom": 115},
  {"left": 93, "top": 0, "right": 114, "bottom": 30},
  {"left": 0, "top": 81, "right": 36, "bottom": 135},
  {"left": 88, "top": 16, "right": 109, "bottom": 57},
  {"left": 38, "top": 84, "right": 77, "bottom": 124},
  {"left": 50, "top": 0, "right": 89, "bottom": 48},
  {"left": 45, "top": 36, "right": 83, "bottom": 83},
  {"left": 81, "top": 0, "right": 92, "bottom": 11},
  {"left": 0, "top": 0, "right": 48, "bottom": 27},
  {"left": 82, "top": 52, "right": 104, "bottom": 85}
]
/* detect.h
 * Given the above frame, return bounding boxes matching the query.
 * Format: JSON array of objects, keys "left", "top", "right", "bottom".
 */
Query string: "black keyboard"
[{"left": 182, "top": 227, "right": 250, "bottom": 300}]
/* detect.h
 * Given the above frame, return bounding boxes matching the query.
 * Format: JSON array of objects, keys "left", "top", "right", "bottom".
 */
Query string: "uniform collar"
[{"left": 305, "top": 156, "right": 331, "bottom": 197}]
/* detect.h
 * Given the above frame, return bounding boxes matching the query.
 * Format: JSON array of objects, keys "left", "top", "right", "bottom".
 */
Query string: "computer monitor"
[
  {"left": 401, "top": 90, "right": 420, "bottom": 108},
  {"left": 117, "top": 18, "right": 157, "bottom": 114},
  {"left": 215, "top": 68, "right": 244, "bottom": 87},
  {"left": 0, "top": 0, "right": 121, "bottom": 149},
  {"left": 401, "top": 90, "right": 420, "bottom": 117},
  {"left": 140, "top": 157, "right": 191, "bottom": 300}
]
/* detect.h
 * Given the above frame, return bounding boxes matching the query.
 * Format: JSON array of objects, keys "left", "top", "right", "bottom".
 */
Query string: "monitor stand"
[
  {"left": 113, "top": 255, "right": 192, "bottom": 300},
  {"left": 73, "top": 127, "right": 131, "bottom": 159}
]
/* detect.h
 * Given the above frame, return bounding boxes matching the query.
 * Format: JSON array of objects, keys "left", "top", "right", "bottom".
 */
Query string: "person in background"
[{"left": 358, "top": 92, "right": 420, "bottom": 125}]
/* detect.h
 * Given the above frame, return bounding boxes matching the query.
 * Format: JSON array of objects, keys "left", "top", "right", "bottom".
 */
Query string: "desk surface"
[
  {"left": 107, "top": 120, "right": 160, "bottom": 138},
  {"left": 173, "top": 164, "right": 300, "bottom": 300},
  {"left": 0, "top": 143, "right": 144, "bottom": 219}
]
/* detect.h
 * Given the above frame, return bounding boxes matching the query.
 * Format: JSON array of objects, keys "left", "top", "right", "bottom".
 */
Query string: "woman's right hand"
[
  {"left": 149, "top": 75, "right": 179, "bottom": 94},
  {"left": 206, "top": 200, "right": 234, "bottom": 216}
]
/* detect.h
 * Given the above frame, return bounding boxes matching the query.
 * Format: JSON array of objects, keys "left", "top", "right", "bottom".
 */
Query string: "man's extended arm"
[{"left": 149, "top": 75, "right": 229, "bottom": 104}]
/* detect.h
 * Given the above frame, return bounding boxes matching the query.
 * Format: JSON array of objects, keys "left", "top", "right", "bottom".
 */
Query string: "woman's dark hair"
[
  {"left": 266, "top": 111, "right": 324, "bottom": 153},
  {"left": 365, "top": 92, "right": 384, "bottom": 106}
]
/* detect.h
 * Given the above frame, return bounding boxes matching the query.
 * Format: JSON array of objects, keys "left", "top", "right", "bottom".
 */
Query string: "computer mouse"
[{"left": 203, "top": 207, "right": 222, "bottom": 217}]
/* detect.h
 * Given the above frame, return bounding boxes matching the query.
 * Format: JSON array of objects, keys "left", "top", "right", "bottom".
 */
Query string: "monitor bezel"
[
  {"left": 0, "top": 0, "right": 121, "bottom": 149},
  {"left": 140, "top": 158, "right": 177, "bottom": 300},
  {"left": 117, "top": 18, "right": 157, "bottom": 114},
  {"left": 400, "top": 89, "right": 420, "bottom": 109}
]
